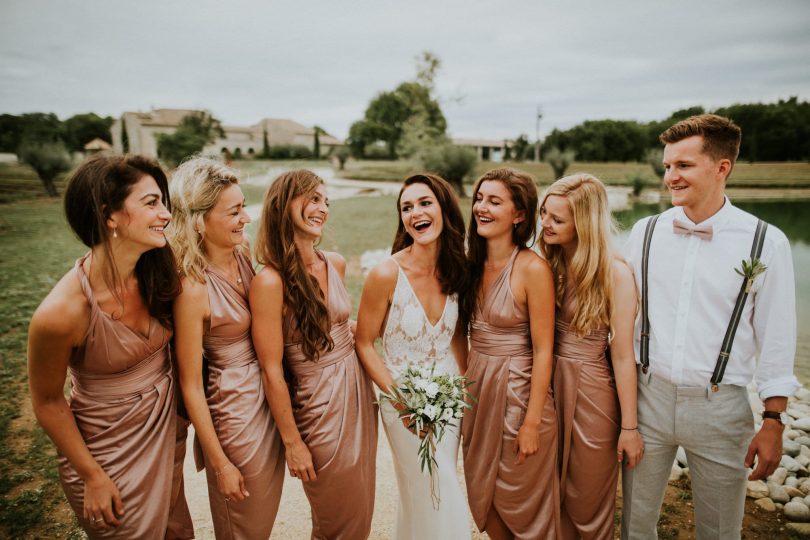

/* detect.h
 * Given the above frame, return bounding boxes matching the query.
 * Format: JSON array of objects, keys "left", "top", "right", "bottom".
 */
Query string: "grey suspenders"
[{"left": 640, "top": 214, "right": 768, "bottom": 390}]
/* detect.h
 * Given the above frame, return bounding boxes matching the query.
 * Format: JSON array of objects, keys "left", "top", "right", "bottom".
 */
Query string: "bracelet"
[
  {"left": 214, "top": 463, "right": 233, "bottom": 477},
  {"left": 621, "top": 426, "right": 638, "bottom": 431}
]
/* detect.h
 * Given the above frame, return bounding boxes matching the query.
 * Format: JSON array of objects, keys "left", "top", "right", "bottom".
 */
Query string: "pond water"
[{"left": 613, "top": 200, "right": 810, "bottom": 385}]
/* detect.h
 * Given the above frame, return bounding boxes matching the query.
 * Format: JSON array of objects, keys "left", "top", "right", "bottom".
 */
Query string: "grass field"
[
  {"left": 0, "top": 193, "right": 801, "bottom": 538},
  {"left": 336, "top": 158, "right": 810, "bottom": 189},
  {"left": 0, "top": 194, "right": 399, "bottom": 537}
]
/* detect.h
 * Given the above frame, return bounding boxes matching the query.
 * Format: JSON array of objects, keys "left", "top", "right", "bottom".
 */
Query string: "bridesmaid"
[
  {"left": 169, "top": 158, "right": 285, "bottom": 539},
  {"left": 27, "top": 154, "right": 193, "bottom": 538},
  {"left": 250, "top": 169, "right": 378, "bottom": 539},
  {"left": 460, "top": 167, "right": 559, "bottom": 540},
  {"left": 539, "top": 174, "right": 643, "bottom": 540}
]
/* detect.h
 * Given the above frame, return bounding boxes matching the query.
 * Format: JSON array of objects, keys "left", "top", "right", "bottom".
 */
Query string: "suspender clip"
[
  {"left": 719, "top": 352, "right": 730, "bottom": 359},
  {"left": 711, "top": 383, "right": 719, "bottom": 392}
]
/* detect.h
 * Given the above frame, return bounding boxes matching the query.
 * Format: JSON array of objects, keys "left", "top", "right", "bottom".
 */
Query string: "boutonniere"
[{"left": 735, "top": 258, "right": 767, "bottom": 293}]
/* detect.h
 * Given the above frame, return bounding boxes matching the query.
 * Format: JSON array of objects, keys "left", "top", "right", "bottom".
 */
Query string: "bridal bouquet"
[{"left": 380, "top": 363, "right": 475, "bottom": 506}]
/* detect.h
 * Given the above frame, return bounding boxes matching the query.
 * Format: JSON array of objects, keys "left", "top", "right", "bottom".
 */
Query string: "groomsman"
[{"left": 621, "top": 114, "right": 798, "bottom": 539}]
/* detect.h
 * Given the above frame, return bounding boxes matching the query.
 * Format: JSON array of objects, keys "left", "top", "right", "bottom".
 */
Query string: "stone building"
[{"left": 111, "top": 108, "right": 342, "bottom": 158}]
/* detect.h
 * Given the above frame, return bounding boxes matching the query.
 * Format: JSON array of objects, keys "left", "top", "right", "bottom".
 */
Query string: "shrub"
[
  {"left": 17, "top": 140, "right": 72, "bottom": 197},
  {"left": 628, "top": 173, "right": 650, "bottom": 197},
  {"left": 545, "top": 146, "right": 575, "bottom": 179},
  {"left": 265, "top": 144, "right": 313, "bottom": 159},
  {"left": 420, "top": 143, "right": 477, "bottom": 196}
]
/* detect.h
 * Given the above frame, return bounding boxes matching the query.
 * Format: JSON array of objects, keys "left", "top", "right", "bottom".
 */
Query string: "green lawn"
[
  {"left": 335, "top": 159, "right": 810, "bottom": 188},
  {"left": 0, "top": 194, "right": 402, "bottom": 537}
]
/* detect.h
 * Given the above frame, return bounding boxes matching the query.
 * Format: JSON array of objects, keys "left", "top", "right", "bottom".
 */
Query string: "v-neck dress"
[
  {"left": 196, "top": 250, "right": 285, "bottom": 539},
  {"left": 379, "top": 258, "right": 471, "bottom": 540},
  {"left": 554, "top": 283, "right": 619, "bottom": 540},
  {"left": 58, "top": 254, "right": 193, "bottom": 539},
  {"left": 461, "top": 248, "right": 560, "bottom": 539},
  {"left": 281, "top": 252, "right": 378, "bottom": 540}
]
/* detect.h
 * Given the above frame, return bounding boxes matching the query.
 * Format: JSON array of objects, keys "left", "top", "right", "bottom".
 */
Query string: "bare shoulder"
[
  {"left": 252, "top": 265, "right": 284, "bottom": 292},
  {"left": 322, "top": 250, "right": 346, "bottom": 274},
  {"left": 176, "top": 275, "right": 209, "bottom": 311},
  {"left": 366, "top": 258, "right": 398, "bottom": 290},
  {"left": 611, "top": 256, "right": 635, "bottom": 284},
  {"left": 515, "top": 248, "right": 552, "bottom": 278},
  {"left": 29, "top": 269, "right": 89, "bottom": 345}
]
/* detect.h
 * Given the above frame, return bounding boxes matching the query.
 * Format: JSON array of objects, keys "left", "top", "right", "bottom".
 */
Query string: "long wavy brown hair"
[
  {"left": 392, "top": 173, "right": 468, "bottom": 296},
  {"left": 539, "top": 173, "right": 617, "bottom": 337},
  {"left": 63, "top": 153, "right": 180, "bottom": 329},
  {"left": 458, "top": 167, "right": 538, "bottom": 334},
  {"left": 255, "top": 169, "right": 332, "bottom": 361}
]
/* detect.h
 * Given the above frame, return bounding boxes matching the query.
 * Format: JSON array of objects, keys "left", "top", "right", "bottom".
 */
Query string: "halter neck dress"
[
  {"left": 462, "top": 248, "right": 560, "bottom": 539},
  {"left": 196, "top": 250, "right": 285, "bottom": 539},
  {"left": 554, "top": 283, "right": 619, "bottom": 540},
  {"left": 282, "top": 252, "right": 378, "bottom": 539},
  {"left": 58, "top": 254, "right": 193, "bottom": 539}
]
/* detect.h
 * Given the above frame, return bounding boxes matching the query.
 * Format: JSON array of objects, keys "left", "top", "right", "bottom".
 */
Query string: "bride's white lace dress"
[{"left": 380, "top": 260, "right": 471, "bottom": 540}]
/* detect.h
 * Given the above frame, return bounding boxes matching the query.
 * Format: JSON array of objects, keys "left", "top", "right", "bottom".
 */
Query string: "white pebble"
[{"left": 784, "top": 501, "right": 810, "bottom": 522}]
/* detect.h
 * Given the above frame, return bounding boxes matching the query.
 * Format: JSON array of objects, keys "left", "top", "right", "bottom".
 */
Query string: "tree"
[
  {"left": 262, "top": 127, "right": 270, "bottom": 158},
  {"left": 545, "top": 146, "right": 575, "bottom": 179},
  {"left": 347, "top": 51, "right": 447, "bottom": 159},
  {"left": 645, "top": 148, "right": 665, "bottom": 181},
  {"left": 121, "top": 118, "right": 129, "bottom": 153},
  {"left": 17, "top": 140, "right": 72, "bottom": 197},
  {"left": 63, "top": 113, "right": 113, "bottom": 152},
  {"left": 511, "top": 134, "right": 530, "bottom": 161},
  {"left": 156, "top": 112, "right": 224, "bottom": 166},
  {"left": 335, "top": 146, "right": 350, "bottom": 170},
  {"left": 313, "top": 126, "right": 322, "bottom": 159}
]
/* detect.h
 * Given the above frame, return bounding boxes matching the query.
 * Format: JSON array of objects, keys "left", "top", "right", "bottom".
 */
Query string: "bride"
[{"left": 356, "top": 173, "right": 471, "bottom": 539}]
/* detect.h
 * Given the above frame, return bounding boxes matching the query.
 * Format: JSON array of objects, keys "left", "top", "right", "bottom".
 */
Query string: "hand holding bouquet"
[{"left": 380, "top": 363, "right": 475, "bottom": 507}]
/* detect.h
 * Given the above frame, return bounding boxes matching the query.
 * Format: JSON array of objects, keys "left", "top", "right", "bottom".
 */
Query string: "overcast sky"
[{"left": 2, "top": 0, "right": 809, "bottom": 140}]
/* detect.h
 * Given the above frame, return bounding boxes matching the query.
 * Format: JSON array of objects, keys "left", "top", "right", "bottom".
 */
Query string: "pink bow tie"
[{"left": 673, "top": 218, "right": 713, "bottom": 241}]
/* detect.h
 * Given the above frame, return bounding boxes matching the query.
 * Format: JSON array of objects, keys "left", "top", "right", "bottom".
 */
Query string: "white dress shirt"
[{"left": 624, "top": 198, "right": 799, "bottom": 400}]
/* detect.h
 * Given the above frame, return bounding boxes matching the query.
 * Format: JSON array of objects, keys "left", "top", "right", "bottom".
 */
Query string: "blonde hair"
[
  {"left": 168, "top": 157, "right": 241, "bottom": 284},
  {"left": 539, "top": 173, "right": 616, "bottom": 337}
]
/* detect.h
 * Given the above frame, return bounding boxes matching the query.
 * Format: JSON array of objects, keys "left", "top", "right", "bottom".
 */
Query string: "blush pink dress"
[
  {"left": 58, "top": 255, "right": 193, "bottom": 539},
  {"left": 195, "top": 250, "right": 285, "bottom": 539},
  {"left": 554, "top": 284, "right": 619, "bottom": 540},
  {"left": 462, "top": 248, "right": 560, "bottom": 539},
  {"left": 282, "top": 252, "right": 378, "bottom": 540}
]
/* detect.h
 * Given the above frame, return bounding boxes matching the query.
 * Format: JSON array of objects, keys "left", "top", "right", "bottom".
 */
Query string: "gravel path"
[{"left": 183, "top": 421, "right": 486, "bottom": 539}]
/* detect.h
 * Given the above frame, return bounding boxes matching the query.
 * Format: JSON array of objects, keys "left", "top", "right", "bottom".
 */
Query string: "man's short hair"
[{"left": 659, "top": 114, "right": 742, "bottom": 164}]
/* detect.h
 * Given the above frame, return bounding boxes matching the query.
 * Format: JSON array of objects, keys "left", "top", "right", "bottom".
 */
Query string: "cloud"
[{"left": 1, "top": 0, "right": 809, "bottom": 139}]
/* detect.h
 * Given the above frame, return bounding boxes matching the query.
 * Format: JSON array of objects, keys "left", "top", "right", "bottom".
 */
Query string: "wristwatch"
[{"left": 762, "top": 410, "right": 789, "bottom": 426}]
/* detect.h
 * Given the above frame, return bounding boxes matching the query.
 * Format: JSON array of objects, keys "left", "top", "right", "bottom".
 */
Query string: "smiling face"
[
  {"left": 291, "top": 183, "right": 329, "bottom": 239},
  {"left": 399, "top": 182, "right": 444, "bottom": 246},
  {"left": 472, "top": 180, "right": 525, "bottom": 240},
  {"left": 540, "top": 194, "right": 577, "bottom": 249},
  {"left": 107, "top": 174, "right": 171, "bottom": 251},
  {"left": 663, "top": 135, "right": 729, "bottom": 222},
  {"left": 202, "top": 183, "right": 250, "bottom": 251}
]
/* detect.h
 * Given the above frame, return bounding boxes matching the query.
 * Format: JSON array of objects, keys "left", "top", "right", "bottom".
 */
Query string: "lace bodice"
[{"left": 381, "top": 260, "right": 459, "bottom": 379}]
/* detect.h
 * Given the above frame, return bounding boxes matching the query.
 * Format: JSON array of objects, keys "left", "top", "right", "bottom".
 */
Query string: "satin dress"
[
  {"left": 196, "top": 250, "right": 285, "bottom": 539},
  {"left": 282, "top": 252, "right": 378, "bottom": 539},
  {"left": 462, "top": 248, "right": 560, "bottom": 539},
  {"left": 58, "top": 255, "right": 193, "bottom": 539},
  {"left": 554, "top": 284, "right": 619, "bottom": 540}
]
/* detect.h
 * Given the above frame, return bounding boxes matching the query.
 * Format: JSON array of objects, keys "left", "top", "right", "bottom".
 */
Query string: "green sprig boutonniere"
[{"left": 735, "top": 258, "right": 767, "bottom": 293}]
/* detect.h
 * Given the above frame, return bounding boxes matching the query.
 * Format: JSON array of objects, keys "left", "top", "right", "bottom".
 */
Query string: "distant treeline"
[
  {"left": 531, "top": 97, "right": 810, "bottom": 163},
  {"left": 0, "top": 112, "right": 113, "bottom": 153}
]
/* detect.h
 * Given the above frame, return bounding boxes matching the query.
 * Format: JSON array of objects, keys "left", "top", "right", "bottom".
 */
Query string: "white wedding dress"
[{"left": 380, "top": 260, "right": 472, "bottom": 540}]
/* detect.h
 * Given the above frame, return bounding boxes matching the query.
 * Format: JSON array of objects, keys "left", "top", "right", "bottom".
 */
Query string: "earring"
[{"left": 113, "top": 227, "right": 118, "bottom": 239}]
